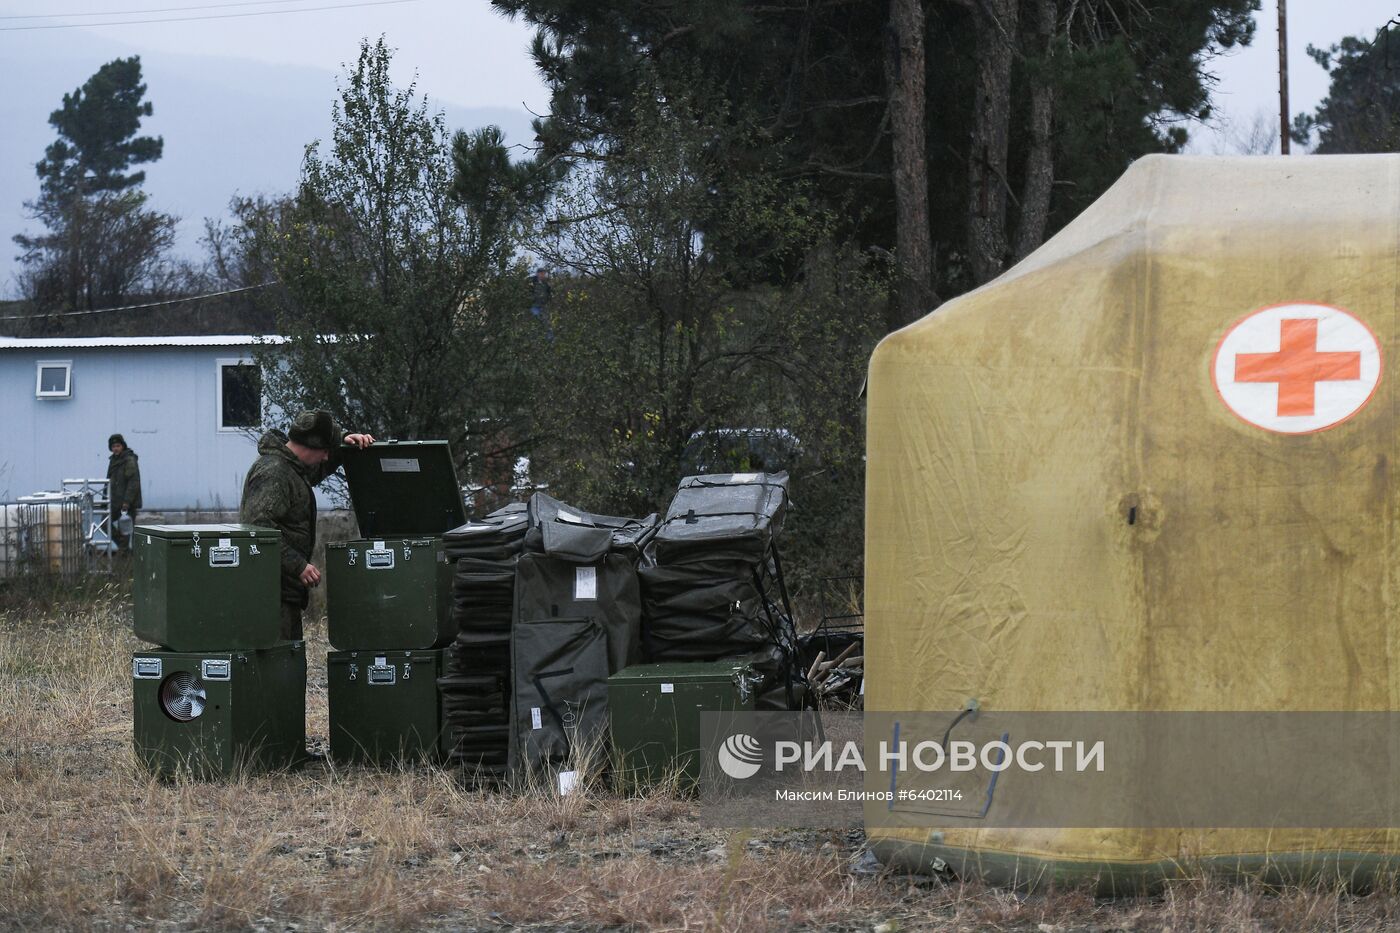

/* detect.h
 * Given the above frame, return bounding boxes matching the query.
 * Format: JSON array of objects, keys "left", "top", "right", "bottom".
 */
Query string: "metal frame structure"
[{"left": 0, "top": 480, "right": 114, "bottom": 581}]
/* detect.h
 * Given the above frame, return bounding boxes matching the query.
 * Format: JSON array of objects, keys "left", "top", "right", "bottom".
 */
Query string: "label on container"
[
  {"left": 380, "top": 458, "right": 421, "bottom": 473},
  {"left": 531, "top": 707, "right": 543, "bottom": 730},
  {"left": 558, "top": 770, "right": 579, "bottom": 796},
  {"left": 660, "top": 683, "right": 674, "bottom": 694},
  {"left": 574, "top": 566, "right": 597, "bottom": 601}
]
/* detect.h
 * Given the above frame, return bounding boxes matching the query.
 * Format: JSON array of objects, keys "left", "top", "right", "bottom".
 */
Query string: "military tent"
[{"left": 864, "top": 155, "right": 1400, "bottom": 889}]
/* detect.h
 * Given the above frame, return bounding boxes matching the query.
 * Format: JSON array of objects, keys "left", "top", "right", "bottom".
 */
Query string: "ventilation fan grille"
[{"left": 159, "top": 671, "right": 207, "bottom": 722}]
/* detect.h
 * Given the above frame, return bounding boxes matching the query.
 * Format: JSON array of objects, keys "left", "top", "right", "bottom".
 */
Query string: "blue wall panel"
[{"left": 0, "top": 345, "right": 287, "bottom": 510}]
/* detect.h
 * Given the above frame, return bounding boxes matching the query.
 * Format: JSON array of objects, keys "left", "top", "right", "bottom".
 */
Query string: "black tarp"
[
  {"left": 516, "top": 552, "right": 643, "bottom": 674},
  {"left": 525, "top": 492, "right": 658, "bottom": 559},
  {"left": 508, "top": 615, "right": 611, "bottom": 775},
  {"left": 506, "top": 493, "right": 656, "bottom": 777},
  {"left": 649, "top": 473, "right": 788, "bottom": 565}
]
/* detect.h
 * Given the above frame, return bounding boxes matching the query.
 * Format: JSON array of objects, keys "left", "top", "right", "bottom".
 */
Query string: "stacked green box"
[
  {"left": 325, "top": 538, "right": 455, "bottom": 650},
  {"left": 131, "top": 523, "right": 303, "bottom": 779},
  {"left": 133, "top": 524, "right": 281, "bottom": 650},
  {"left": 326, "top": 441, "right": 467, "bottom": 767},
  {"left": 327, "top": 649, "right": 447, "bottom": 765},
  {"left": 132, "top": 642, "right": 306, "bottom": 779},
  {"left": 326, "top": 441, "right": 465, "bottom": 651},
  {"left": 608, "top": 661, "right": 757, "bottom": 788}
]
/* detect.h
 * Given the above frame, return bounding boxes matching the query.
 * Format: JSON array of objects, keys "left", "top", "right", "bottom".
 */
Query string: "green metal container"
[
  {"left": 608, "top": 661, "right": 757, "bottom": 789},
  {"left": 132, "top": 642, "right": 306, "bottom": 779},
  {"left": 325, "top": 539, "right": 455, "bottom": 650},
  {"left": 326, "top": 441, "right": 467, "bottom": 651},
  {"left": 132, "top": 524, "right": 281, "bottom": 651},
  {"left": 327, "top": 648, "right": 447, "bottom": 765}
]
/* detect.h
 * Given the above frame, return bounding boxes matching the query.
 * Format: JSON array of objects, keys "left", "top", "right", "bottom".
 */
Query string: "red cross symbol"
[{"left": 1233, "top": 318, "right": 1362, "bottom": 417}]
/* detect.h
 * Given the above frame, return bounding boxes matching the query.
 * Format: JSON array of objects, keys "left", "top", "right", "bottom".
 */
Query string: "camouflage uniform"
[
  {"left": 106, "top": 441, "right": 142, "bottom": 550},
  {"left": 239, "top": 417, "right": 349, "bottom": 639}
]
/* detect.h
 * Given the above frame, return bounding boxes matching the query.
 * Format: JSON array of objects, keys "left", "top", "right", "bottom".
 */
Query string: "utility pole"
[{"left": 1279, "top": 0, "right": 1290, "bottom": 154}]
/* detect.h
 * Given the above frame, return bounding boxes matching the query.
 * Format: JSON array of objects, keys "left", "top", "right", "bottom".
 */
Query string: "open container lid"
[{"left": 340, "top": 440, "right": 466, "bottom": 537}]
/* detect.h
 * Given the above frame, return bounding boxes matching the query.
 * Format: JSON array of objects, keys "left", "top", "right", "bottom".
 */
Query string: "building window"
[
  {"left": 35, "top": 360, "right": 72, "bottom": 399},
  {"left": 217, "top": 359, "right": 262, "bottom": 430}
]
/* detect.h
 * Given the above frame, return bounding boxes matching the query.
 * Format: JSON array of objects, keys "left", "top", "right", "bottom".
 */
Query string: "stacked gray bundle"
[
  {"left": 438, "top": 504, "right": 528, "bottom": 774},
  {"left": 640, "top": 472, "right": 804, "bottom": 709}
]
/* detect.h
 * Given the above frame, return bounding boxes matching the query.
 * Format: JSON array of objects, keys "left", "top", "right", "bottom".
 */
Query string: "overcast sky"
[
  {"left": 0, "top": 0, "right": 1398, "bottom": 296},
  {"left": 4, "top": 0, "right": 1392, "bottom": 144},
  {"left": 0, "top": 0, "right": 550, "bottom": 113}
]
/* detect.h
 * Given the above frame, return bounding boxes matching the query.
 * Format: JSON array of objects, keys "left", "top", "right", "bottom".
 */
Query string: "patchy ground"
[{"left": 3, "top": 582, "right": 1400, "bottom": 931}]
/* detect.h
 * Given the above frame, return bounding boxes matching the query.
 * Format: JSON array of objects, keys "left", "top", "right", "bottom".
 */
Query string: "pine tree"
[
  {"left": 1293, "top": 28, "right": 1400, "bottom": 153},
  {"left": 14, "top": 56, "right": 174, "bottom": 315}
]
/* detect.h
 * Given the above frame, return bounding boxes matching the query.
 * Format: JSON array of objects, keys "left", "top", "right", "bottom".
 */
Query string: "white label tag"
[
  {"left": 531, "top": 707, "right": 543, "bottom": 730},
  {"left": 574, "top": 566, "right": 597, "bottom": 600},
  {"left": 660, "top": 683, "right": 674, "bottom": 694},
  {"left": 373, "top": 540, "right": 386, "bottom": 550},
  {"left": 729, "top": 473, "right": 759, "bottom": 483},
  {"left": 380, "top": 458, "right": 421, "bottom": 473},
  {"left": 557, "top": 509, "right": 581, "bottom": 523},
  {"left": 375, "top": 656, "right": 387, "bottom": 667},
  {"left": 557, "top": 770, "right": 579, "bottom": 796},
  {"left": 218, "top": 537, "right": 231, "bottom": 548}
]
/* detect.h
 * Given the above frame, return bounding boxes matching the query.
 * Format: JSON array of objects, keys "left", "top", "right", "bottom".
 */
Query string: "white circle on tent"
[{"left": 1212, "top": 303, "right": 1382, "bottom": 435}]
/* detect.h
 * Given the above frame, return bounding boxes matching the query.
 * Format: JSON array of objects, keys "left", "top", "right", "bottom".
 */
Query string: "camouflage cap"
[{"left": 287, "top": 410, "right": 340, "bottom": 450}]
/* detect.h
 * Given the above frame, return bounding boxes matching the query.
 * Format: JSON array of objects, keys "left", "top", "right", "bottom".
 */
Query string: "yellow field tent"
[{"left": 864, "top": 154, "right": 1400, "bottom": 890}]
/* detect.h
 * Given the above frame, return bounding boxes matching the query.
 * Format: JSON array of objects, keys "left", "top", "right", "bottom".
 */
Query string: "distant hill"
[{"left": 0, "top": 31, "right": 536, "bottom": 299}]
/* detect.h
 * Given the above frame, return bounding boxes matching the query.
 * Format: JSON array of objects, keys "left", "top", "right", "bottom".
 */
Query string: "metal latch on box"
[
  {"left": 367, "top": 542, "right": 395, "bottom": 570},
  {"left": 368, "top": 656, "right": 396, "bottom": 685},
  {"left": 133, "top": 657, "right": 163, "bottom": 679},
  {"left": 208, "top": 539, "right": 239, "bottom": 567},
  {"left": 201, "top": 659, "right": 232, "bottom": 680}
]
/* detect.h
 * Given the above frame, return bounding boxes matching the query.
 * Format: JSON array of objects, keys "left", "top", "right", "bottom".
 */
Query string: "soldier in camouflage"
[
  {"left": 239, "top": 410, "right": 375, "bottom": 640},
  {"left": 106, "top": 434, "right": 142, "bottom": 551}
]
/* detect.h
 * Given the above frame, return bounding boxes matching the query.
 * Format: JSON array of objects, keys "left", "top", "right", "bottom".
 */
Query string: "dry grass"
[{"left": 4, "top": 582, "right": 1400, "bottom": 930}]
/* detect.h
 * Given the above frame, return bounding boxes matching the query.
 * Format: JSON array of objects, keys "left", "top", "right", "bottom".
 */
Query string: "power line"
[
  {"left": 0, "top": 0, "right": 418, "bottom": 31},
  {"left": 0, "top": 282, "right": 274, "bottom": 321},
  {"left": 0, "top": 0, "right": 325, "bottom": 21}
]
